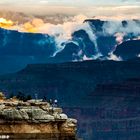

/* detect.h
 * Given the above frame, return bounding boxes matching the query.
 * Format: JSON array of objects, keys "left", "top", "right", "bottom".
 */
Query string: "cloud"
[
  {"left": 0, "top": 0, "right": 49, "bottom": 5},
  {"left": 86, "top": 5, "right": 140, "bottom": 20},
  {"left": 103, "top": 20, "right": 140, "bottom": 36},
  {"left": 0, "top": 13, "right": 139, "bottom": 61},
  {"left": 0, "top": 18, "right": 14, "bottom": 29},
  {"left": 23, "top": 5, "right": 140, "bottom": 20},
  {"left": 0, "top": 0, "right": 139, "bottom": 19},
  {"left": 39, "top": 0, "right": 49, "bottom": 4}
]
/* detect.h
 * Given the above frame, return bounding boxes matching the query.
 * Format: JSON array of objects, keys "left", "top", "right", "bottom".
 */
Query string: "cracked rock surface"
[{"left": 0, "top": 96, "right": 77, "bottom": 138}]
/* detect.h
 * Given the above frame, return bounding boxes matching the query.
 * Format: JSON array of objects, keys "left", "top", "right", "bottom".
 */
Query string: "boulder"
[
  {"left": 18, "top": 102, "right": 30, "bottom": 106},
  {"left": 2, "top": 109, "right": 23, "bottom": 120},
  {"left": 53, "top": 113, "right": 67, "bottom": 120},
  {"left": 59, "top": 114, "right": 68, "bottom": 120},
  {"left": 0, "top": 104, "right": 5, "bottom": 110},
  {"left": 53, "top": 108, "right": 63, "bottom": 114},
  {"left": 40, "top": 105, "right": 50, "bottom": 112},
  {"left": 0, "top": 92, "right": 6, "bottom": 100},
  {"left": 27, "top": 100, "right": 49, "bottom": 106},
  {"left": 3, "top": 102, "right": 18, "bottom": 107},
  {"left": 39, "top": 115, "right": 55, "bottom": 122},
  {"left": 67, "top": 119, "right": 77, "bottom": 127},
  {"left": 27, "top": 108, "right": 54, "bottom": 121},
  {"left": 19, "top": 110, "right": 29, "bottom": 120},
  {"left": 68, "top": 118, "right": 77, "bottom": 124}
]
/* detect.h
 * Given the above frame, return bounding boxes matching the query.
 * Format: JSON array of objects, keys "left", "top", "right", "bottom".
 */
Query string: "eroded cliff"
[{"left": 0, "top": 93, "right": 77, "bottom": 139}]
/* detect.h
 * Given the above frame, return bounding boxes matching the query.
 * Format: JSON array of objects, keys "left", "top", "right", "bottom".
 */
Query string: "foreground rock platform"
[{"left": 0, "top": 94, "right": 77, "bottom": 139}]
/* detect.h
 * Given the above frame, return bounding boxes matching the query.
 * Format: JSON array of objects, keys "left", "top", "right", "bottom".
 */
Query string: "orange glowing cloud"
[
  {"left": 0, "top": 17, "right": 14, "bottom": 29},
  {"left": 22, "top": 22, "right": 37, "bottom": 33},
  {"left": 0, "top": 17, "right": 45, "bottom": 33},
  {"left": 21, "top": 18, "right": 44, "bottom": 33}
]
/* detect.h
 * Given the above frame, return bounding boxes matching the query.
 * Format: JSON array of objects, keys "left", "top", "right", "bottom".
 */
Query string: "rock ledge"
[{"left": 0, "top": 94, "right": 77, "bottom": 139}]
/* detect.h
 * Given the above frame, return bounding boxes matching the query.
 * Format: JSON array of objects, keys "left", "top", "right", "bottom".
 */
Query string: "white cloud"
[
  {"left": 0, "top": 0, "right": 139, "bottom": 19},
  {"left": 39, "top": 0, "right": 49, "bottom": 4}
]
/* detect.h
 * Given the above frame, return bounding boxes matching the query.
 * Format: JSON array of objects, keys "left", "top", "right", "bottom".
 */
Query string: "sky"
[
  {"left": 0, "top": 0, "right": 139, "bottom": 19},
  {"left": 0, "top": 0, "right": 139, "bottom": 5}
]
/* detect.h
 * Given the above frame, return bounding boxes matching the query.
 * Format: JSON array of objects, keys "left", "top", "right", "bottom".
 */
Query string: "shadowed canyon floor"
[{"left": 0, "top": 58, "right": 140, "bottom": 139}]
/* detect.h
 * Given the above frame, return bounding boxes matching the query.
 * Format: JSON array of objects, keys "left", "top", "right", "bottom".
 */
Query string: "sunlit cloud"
[
  {"left": 0, "top": 18, "right": 14, "bottom": 29},
  {"left": 0, "top": 0, "right": 139, "bottom": 21}
]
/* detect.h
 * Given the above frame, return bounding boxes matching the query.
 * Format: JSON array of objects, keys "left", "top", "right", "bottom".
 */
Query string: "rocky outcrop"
[
  {"left": 0, "top": 95, "right": 77, "bottom": 139},
  {"left": 114, "top": 40, "right": 140, "bottom": 60}
]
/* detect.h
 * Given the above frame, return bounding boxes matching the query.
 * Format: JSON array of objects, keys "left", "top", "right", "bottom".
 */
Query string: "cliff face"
[
  {"left": 0, "top": 95, "right": 77, "bottom": 139},
  {"left": 0, "top": 19, "right": 139, "bottom": 74},
  {"left": 0, "top": 59, "right": 140, "bottom": 139},
  {"left": 1, "top": 58, "right": 140, "bottom": 107}
]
